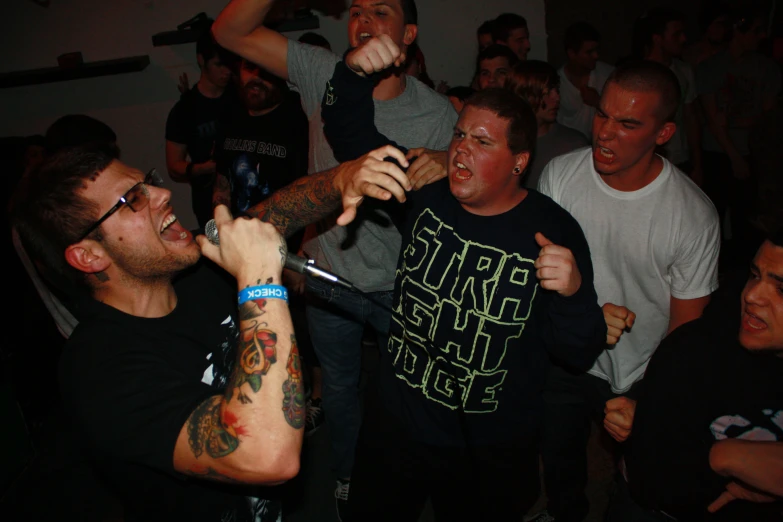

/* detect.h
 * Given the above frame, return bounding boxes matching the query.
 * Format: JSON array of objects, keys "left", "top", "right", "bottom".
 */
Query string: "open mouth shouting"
[
  {"left": 742, "top": 310, "right": 767, "bottom": 333},
  {"left": 452, "top": 159, "right": 472, "bottom": 181},
  {"left": 593, "top": 146, "right": 616, "bottom": 165},
  {"left": 160, "top": 213, "right": 191, "bottom": 243}
]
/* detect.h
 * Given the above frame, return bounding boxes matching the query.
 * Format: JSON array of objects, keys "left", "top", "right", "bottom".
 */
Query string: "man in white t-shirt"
[
  {"left": 557, "top": 22, "right": 614, "bottom": 140},
  {"left": 531, "top": 60, "right": 720, "bottom": 522},
  {"left": 634, "top": 7, "right": 703, "bottom": 186}
]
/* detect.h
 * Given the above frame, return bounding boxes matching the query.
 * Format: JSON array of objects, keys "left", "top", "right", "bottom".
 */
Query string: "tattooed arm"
[
  {"left": 244, "top": 144, "right": 413, "bottom": 235},
  {"left": 172, "top": 207, "right": 303, "bottom": 485}
]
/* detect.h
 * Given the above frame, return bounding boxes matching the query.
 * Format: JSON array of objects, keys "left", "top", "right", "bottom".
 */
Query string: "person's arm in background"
[
  {"left": 166, "top": 141, "right": 218, "bottom": 183},
  {"left": 668, "top": 295, "right": 711, "bottom": 334},
  {"left": 321, "top": 37, "right": 409, "bottom": 163},
  {"left": 707, "top": 440, "right": 783, "bottom": 513},
  {"left": 212, "top": 0, "right": 291, "bottom": 81},
  {"left": 321, "top": 36, "right": 450, "bottom": 189},
  {"left": 667, "top": 212, "right": 721, "bottom": 333},
  {"left": 164, "top": 100, "right": 218, "bottom": 184},
  {"left": 174, "top": 207, "right": 302, "bottom": 485}
]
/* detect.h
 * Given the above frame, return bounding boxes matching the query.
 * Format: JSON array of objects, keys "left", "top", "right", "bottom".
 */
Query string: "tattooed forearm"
[
  {"left": 245, "top": 169, "right": 341, "bottom": 237},
  {"left": 187, "top": 396, "right": 245, "bottom": 459},
  {"left": 213, "top": 173, "right": 231, "bottom": 209},
  {"left": 231, "top": 320, "right": 279, "bottom": 404},
  {"left": 281, "top": 334, "right": 305, "bottom": 429}
]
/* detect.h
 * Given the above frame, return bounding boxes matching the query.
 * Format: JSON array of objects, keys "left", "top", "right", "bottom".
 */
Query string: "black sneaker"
[
  {"left": 335, "top": 478, "right": 350, "bottom": 522},
  {"left": 305, "top": 397, "right": 324, "bottom": 436}
]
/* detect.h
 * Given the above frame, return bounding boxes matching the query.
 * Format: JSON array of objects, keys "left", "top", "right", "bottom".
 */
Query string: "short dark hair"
[
  {"left": 44, "top": 115, "right": 118, "bottom": 156},
  {"left": 606, "top": 60, "right": 681, "bottom": 123},
  {"left": 11, "top": 146, "right": 119, "bottom": 291},
  {"left": 298, "top": 32, "right": 331, "bottom": 50},
  {"left": 632, "top": 8, "right": 685, "bottom": 58},
  {"left": 505, "top": 60, "right": 560, "bottom": 112},
  {"left": 446, "top": 86, "right": 475, "bottom": 102},
  {"left": 477, "top": 44, "right": 520, "bottom": 71},
  {"left": 400, "top": 0, "right": 418, "bottom": 25},
  {"left": 491, "top": 13, "right": 528, "bottom": 43},
  {"left": 477, "top": 19, "right": 495, "bottom": 37},
  {"left": 564, "top": 22, "right": 601, "bottom": 53},
  {"left": 463, "top": 88, "right": 537, "bottom": 157}
]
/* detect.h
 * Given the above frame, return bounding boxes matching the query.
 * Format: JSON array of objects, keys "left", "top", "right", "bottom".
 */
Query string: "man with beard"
[
  {"left": 10, "top": 124, "right": 417, "bottom": 520},
  {"left": 504, "top": 60, "right": 588, "bottom": 189},
  {"left": 602, "top": 231, "right": 783, "bottom": 522},
  {"left": 212, "top": 2, "right": 457, "bottom": 517},
  {"left": 212, "top": 58, "right": 308, "bottom": 218},
  {"left": 534, "top": 60, "right": 720, "bottom": 522}
]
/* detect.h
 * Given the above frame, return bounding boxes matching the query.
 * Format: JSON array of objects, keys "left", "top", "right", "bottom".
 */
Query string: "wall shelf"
[
  {"left": 151, "top": 11, "right": 320, "bottom": 47},
  {"left": 0, "top": 55, "right": 151, "bottom": 89}
]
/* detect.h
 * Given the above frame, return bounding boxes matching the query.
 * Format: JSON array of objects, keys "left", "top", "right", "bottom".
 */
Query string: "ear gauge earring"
[{"left": 513, "top": 167, "right": 521, "bottom": 174}]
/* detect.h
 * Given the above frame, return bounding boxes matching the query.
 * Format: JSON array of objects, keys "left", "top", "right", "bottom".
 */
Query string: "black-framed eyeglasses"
[{"left": 79, "top": 168, "right": 164, "bottom": 241}]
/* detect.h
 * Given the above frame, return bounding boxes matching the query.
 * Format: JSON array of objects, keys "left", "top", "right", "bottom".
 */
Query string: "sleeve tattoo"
[
  {"left": 245, "top": 170, "right": 341, "bottom": 238},
  {"left": 185, "top": 290, "right": 286, "bottom": 462},
  {"left": 282, "top": 334, "right": 305, "bottom": 429}
]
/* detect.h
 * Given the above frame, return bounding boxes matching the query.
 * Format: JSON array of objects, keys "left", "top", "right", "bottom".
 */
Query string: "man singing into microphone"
[{"left": 10, "top": 142, "right": 412, "bottom": 521}]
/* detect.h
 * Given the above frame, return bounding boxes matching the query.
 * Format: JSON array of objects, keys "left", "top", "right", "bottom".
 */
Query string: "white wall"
[{"left": 1, "top": 0, "right": 545, "bottom": 230}]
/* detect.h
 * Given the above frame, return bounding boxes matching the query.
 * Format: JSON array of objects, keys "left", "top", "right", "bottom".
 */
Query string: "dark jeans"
[
  {"left": 347, "top": 392, "right": 541, "bottom": 522},
  {"left": 541, "top": 365, "right": 641, "bottom": 522},
  {"left": 305, "top": 277, "right": 393, "bottom": 479}
]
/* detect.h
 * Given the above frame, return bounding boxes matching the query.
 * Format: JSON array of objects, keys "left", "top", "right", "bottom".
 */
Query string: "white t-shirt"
[
  {"left": 557, "top": 61, "right": 615, "bottom": 140},
  {"left": 665, "top": 59, "right": 697, "bottom": 166},
  {"left": 538, "top": 148, "right": 720, "bottom": 392}
]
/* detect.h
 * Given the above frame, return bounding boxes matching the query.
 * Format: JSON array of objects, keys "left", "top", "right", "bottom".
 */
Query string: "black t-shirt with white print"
[
  {"left": 59, "top": 261, "right": 282, "bottom": 522},
  {"left": 626, "top": 272, "right": 783, "bottom": 521}
]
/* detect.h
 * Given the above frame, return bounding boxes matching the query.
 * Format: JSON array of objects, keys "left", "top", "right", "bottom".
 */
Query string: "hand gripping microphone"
[{"left": 204, "top": 219, "right": 356, "bottom": 290}]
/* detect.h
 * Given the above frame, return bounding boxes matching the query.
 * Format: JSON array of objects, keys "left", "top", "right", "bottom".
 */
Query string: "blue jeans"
[{"left": 305, "top": 277, "right": 394, "bottom": 479}]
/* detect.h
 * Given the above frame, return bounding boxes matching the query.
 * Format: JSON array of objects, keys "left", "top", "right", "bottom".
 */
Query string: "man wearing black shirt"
[
  {"left": 603, "top": 233, "right": 783, "bottom": 521},
  {"left": 212, "top": 58, "right": 308, "bottom": 219},
  {"left": 165, "top": 30, "right": 234, "bottom": 230},
  {"left": 320, "top": 39, "right": 606, "bottom": 521}
]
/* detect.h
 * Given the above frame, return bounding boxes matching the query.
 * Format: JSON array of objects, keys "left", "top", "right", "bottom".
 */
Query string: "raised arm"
[
  {"left": 212, "top": 0, "right": 290, "bottom": 80},
  {"left": 175, "top": 207, "right": 301, "bottom": 484},
  {"left": 245, "top": 145, "right": 411, "bottom": 235}
]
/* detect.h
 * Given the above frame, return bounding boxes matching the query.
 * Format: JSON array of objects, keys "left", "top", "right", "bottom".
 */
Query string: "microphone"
[{"left": 204, "top": 219, "right": 356, "bottom": 291}]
